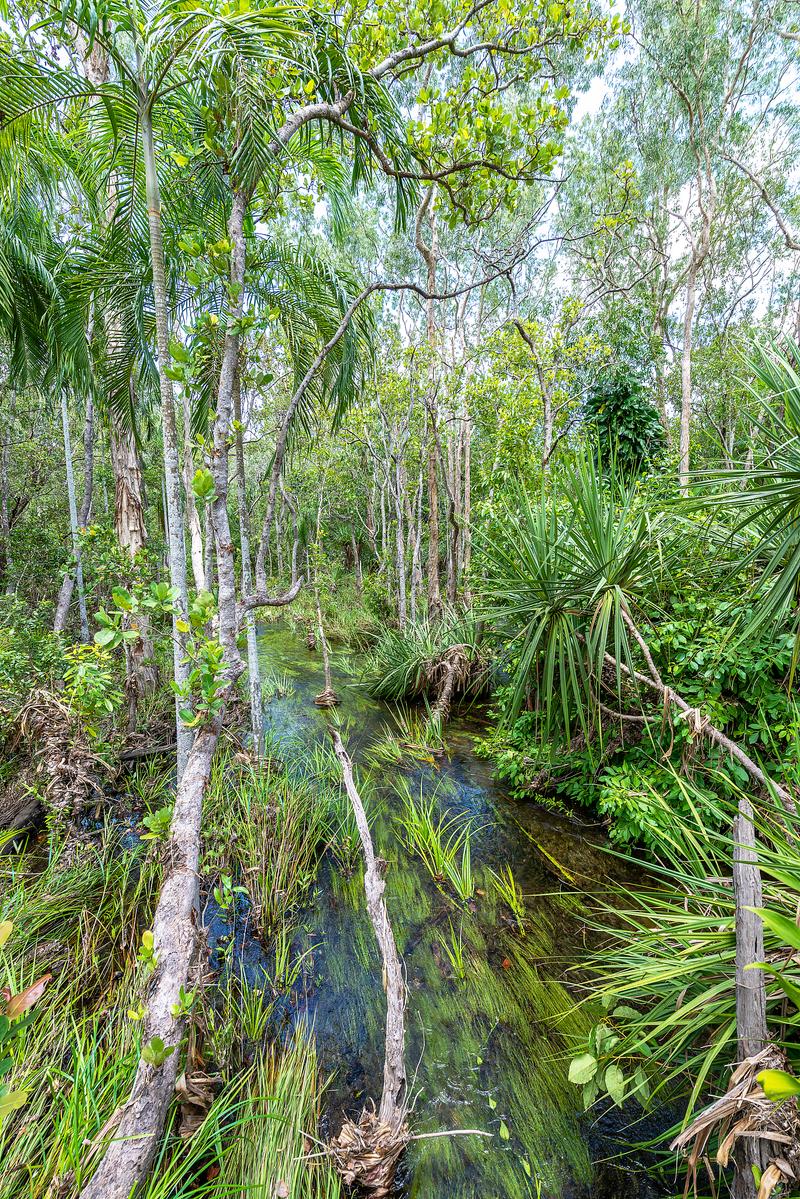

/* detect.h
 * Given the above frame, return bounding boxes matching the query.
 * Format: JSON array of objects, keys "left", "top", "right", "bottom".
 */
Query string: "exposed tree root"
[
  {"left": 329, "top": 730, "right": 409, "bottom": 1194},
  {"left": 314, "top": 687, "right": 339, "bottom": 708},
  {"left": 12, "top": 689, "right": 109, "bottom": 826},
  {"left": 329, "top": 1105, "right": 410, "bottom": 1197},
  {"left": 428, "top": 643, "right": 473, "bottom": 726},
  {"left": 671, "top": 1046, "right": 800, "bottom": 1198}
]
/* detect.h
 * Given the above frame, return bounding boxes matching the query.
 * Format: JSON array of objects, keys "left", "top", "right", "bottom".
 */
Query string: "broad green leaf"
[
  {"left": 499, "top": 1120, "right": 510, "bottom": 1141},
  {"left": 0, "top": 1090, "right": 27, "bottom": 1120},
  {"left": 0, "top": 921, "right": 12, "bottom": 949},
  {"left": 757, "top": 1068, "right": 800, "bottom": 1101},
  {"left": 605, "top": 1063, "right": 625, "bottom": 1106},
  {"left": 568, "top": 1053, "right": 597, "bottom": 1085},
  {"left": 111, "top": 586, "right": 133, "bottom": 611}
]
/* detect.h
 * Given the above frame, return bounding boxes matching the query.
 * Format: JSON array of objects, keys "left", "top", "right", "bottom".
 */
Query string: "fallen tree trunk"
[
  {"left": 329, "top": 729, "right": 409, "bottom": 1196},
  {"left": 79, "top": 582, "right": 301, "bottom": 1199},
  {"left": 79, "top": 724, "right": 218, "bottom": 1199}
]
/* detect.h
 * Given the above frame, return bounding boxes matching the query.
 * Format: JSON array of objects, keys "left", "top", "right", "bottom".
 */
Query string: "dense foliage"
[{"left": 3, "top": 0, "right": 800, "bottom": 1195}]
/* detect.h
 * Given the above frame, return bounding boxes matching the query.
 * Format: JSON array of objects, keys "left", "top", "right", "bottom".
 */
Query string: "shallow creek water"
[{"left": 211, "top": 623, "right": 663, "bottom": 1199}]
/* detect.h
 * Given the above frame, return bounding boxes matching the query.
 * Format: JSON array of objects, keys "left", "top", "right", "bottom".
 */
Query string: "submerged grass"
[{"left": 396, "top": 780, "right": 478, "bottom": 903}]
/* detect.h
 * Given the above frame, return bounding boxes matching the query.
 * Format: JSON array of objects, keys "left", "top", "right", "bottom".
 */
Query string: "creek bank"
[{"left": 244, "top": 621, "right": 665, "bottom": 1198}]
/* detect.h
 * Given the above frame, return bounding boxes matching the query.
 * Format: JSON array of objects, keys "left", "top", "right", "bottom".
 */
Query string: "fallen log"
[
  {"left": 79, "top": 723, "right": 218, "bottom": 1199},
  {"left": 328, "top": 729, "right": 409, "bottom": 1196},
  {"left": 119, "top": 742, "right": 177, "bottom": 763}
]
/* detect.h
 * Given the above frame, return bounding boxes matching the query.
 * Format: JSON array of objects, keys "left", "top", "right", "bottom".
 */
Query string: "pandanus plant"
[{"left": 482, "top": 451, "right": 796, "bottom": 1197}]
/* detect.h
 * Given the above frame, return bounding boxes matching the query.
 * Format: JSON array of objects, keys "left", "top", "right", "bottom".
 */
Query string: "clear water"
[{"left": 215, "top": 623, "right": 664, "bottom": 1198}]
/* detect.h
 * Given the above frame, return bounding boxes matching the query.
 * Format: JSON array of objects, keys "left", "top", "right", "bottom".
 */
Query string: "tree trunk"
[
  {"left": 426, "top": 426, "right": 442, "bottom": 620},
  {"left": 733, "top": 799, "right": 767, "bottom": 1061},
  {"left": 366, "top": 483, "right": 377, "bottom": 560},
  {"left": 679, "top": 258, "right": 698, "bottom": 496},
  {"left": 462, "top": 406, "right": 472, "bottom": 602},
  {"left": 0, "top": 411, "right": 10, "bottom": 593},
  {"left": 54, "top": 392, "right": 89, "bottom": 641},
  {"left": 542, "top": 383, "right": 554, "bottom": 473},
  {"left": 181, "top": 386, "right": 205, "bottom": 591},
  {"left": 282, "top": 483, "right": 300, "bottom": 585},
  {"left": 54, "top": 394, "right": 94, "bottom": 635},
  {"left": 233, "top": 368, "right": 262, "bottom": 754},
  {"left": 416, "top": 191, "right": 443, "bottom": 621},
  {"left": 110, "top": 414, "right": 147, "bottom": 558},
  {"left": 79, "top": 723, "right": 219, "bottom": 1199},
  {"left": 394, "top": 454, "right": 407, "bottom": 626},
  {"left": 140, "top": 85, "right": 192, "bottom": 780},
  {"left": 330, "top": 731, "right": 407, "bottom": 1127},
  {"left": 351, "top": 528, "right": 363, "bottom": 597}
]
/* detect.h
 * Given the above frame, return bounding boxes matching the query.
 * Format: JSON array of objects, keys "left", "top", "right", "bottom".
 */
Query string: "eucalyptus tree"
[{"left": 623, "top": 0, "right": 793, "bottom": 493}]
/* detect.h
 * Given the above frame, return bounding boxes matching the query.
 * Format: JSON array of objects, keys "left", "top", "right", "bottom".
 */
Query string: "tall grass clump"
[
  {"left": 0, "top": 836, "right": 161, "bottom": 1199},
  {"left": 364, "top": 609, "right": 487, "bottom": 718},
  {"left": 396, "top": 781, "right": 478, "bottom": 902},
  {"left": 205, "top": 753, "right": 330, "bottom": 938},
  {"left": 220, "top": 1034, "right": 341, "bottom": 1198},
  {"left": 140, "top": 1036, "right": 338, "bottom": 1199}
]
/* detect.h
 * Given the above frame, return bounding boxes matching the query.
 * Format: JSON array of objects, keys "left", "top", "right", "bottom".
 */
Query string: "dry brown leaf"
[
  {"left": 5, "top": 973, "right": 52, "bottom": 1018},
  {"left": 175, "top": 1070, "right": 220, "bottom": 1140}
]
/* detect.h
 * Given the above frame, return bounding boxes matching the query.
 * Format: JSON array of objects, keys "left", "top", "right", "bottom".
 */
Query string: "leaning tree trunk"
[
  {"left": 78, "top": 721, "right": 221, "bottom": 1199},
  {"left": 140, "top": 83, "right": 192, "bottom": 780},
  {"left": 79, "top": 176, "right": 304, "bottom": 1199}
]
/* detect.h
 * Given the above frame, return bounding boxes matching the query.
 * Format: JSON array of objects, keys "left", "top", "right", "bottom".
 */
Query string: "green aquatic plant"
[
  {"left": 489, "top": 864, "right": 526, "bottom": 930},
  {"left": 141, "top": 805, "right": 173, "bottom": 841},
  {"left": 205, "top": 754, "right": 329, "bottom": 937},
  {"left": 441, "top": 830, "right": 475, "bottom": 903},
  {"left": 261, "top": 668, "right": 295, "bottom": 700},
  {"left": 213, "top": 872, "right": 247, "bottom": 912},
  {"left": 439, "top": 919, "right": 468, "bottom": 980},
  {"left": 365, "top": 703, "right": 444, "bottom": 768},
  {"left": 396, "top": 783, "right": 477, "bottom": 902}
]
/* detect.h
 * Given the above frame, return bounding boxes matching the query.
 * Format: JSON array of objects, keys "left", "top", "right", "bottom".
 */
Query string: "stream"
[{"left": 210, "top": 623, "right": 664, "bottom": 1198}]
